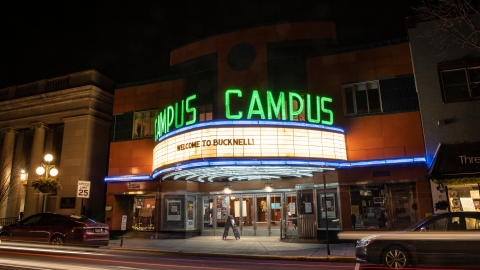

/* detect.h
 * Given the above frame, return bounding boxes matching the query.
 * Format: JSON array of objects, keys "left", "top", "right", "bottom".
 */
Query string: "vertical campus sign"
[
  {"left": 154, "top": 90, "right": 334, "bottom": 141},
  {"left": 154, "top": 94, "right": 197, "bottom": 141}
]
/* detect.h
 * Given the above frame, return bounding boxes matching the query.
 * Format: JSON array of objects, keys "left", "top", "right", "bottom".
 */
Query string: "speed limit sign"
[{"left": 77, "top": 180, "right": 91, "bottom": 198}]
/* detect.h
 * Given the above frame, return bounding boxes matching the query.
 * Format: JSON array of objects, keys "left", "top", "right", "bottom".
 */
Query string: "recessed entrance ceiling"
[{"left": 161, "top": 165, "right": 334, "bottom": 182}]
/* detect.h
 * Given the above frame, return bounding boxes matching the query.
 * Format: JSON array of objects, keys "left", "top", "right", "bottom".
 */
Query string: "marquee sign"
[
  {"left": 152, "top": 121, "right": 347, "bottom": 171},
  {"left": 154, "top": 89, "right": 334, "bottom": 141}
]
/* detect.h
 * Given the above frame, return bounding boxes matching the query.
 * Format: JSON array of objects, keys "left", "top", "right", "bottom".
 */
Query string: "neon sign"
[
  {"left": 225, "top": 90, "right": 333, "bottom": 124},
  {"left": 154, "top": 94, "right": 196, "bottom": 141},
  {"left": 154, "top": 90, "right": 334, "bottom": 140}
]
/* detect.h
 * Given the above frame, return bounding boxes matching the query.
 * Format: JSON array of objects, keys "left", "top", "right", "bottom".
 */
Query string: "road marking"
[{"left": 354, "top": 263, "right": 360, "bottom": 270}]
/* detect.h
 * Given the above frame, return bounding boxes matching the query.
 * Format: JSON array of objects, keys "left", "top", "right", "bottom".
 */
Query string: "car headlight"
[{"left": 357, "top": 237, "right": 376, "bottom": 247}]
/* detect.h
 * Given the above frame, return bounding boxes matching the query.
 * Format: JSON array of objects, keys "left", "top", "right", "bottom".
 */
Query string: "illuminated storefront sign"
[
  {"left": 154, "top": 90, "right": 334, "bottom": 141},
  {"left": 224, "top": 89, "right": 333, "bottom": 124},
  {"left": 153, "top": 121, "right": 347, "bottom": 171}
]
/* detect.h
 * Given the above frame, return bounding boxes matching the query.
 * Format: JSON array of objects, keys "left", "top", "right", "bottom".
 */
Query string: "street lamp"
[
  {"left": 36, "top": 154, "right": 59, "bottom": 213},
  {"left": 20, "top": 170, "right": 27, "bottom": 181}
]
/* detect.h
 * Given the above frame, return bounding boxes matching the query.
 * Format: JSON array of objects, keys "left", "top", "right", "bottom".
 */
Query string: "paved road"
[{"left": 0, "top": 242, "right": 360, "bottom": 270}]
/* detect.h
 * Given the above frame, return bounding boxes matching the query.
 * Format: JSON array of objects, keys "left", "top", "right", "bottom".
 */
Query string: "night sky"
[{"left": 0, "top": 0, "right": 419, "bottom": 89}]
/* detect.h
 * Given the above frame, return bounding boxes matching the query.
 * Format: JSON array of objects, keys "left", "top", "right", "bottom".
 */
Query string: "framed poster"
[
  {"left": 167, "top": 200, "right": 182, "bottom": 221},
  {"left": 188, "top": 200, "right": 194, "bottom": 220},
  {"left": 320, "top": 194, "right": 336, "bottom": 218},
  {"left": 305, "top": 202, "right": 312, "bottom": 213}
]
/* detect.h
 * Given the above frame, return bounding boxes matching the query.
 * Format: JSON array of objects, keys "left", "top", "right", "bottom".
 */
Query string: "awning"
[{"left": 428, "top": 142, "right": 480, "bottom": 179}]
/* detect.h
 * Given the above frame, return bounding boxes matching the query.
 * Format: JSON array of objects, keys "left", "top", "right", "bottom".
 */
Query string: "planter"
[
  {"left": 37, "top": 186, "right": 52, "bottom": 193},
  {"left": 31, "top": 177, "right": 61, "bottom": 194}
]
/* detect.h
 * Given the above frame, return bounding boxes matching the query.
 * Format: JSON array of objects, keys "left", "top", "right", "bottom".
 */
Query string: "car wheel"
[
  {"left": 383, "top": 246, "right": 409, "bottom": 269},
  {"left": 50, "top": 235, "right": 64, "bottom": 246},
  {"left": 0, "top": 233, "right": 10, "bottom": 241}
]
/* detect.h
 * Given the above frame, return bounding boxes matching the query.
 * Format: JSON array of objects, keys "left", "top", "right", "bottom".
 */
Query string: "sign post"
[
  {"left": 323, "top": 173, "right": 330, "bottom": 255},
  {"left": 76, "top": 180, "right": 91, "bottom": 215},
  {"left": 121, "top": 215, "right": 127, "bottom": 247}
]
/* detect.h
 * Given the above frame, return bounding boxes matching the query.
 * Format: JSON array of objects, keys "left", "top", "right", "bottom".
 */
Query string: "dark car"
[
  {"left": 0, "top": 213, "right": 109, "bottom": 247},
  {"left": 356, "top": 211, "right": 480, "bottom": 268}
]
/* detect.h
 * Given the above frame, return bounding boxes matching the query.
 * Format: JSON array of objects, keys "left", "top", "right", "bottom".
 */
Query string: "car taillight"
[{"left": 72, "top": 227, "right": 89, "bottom": 233}]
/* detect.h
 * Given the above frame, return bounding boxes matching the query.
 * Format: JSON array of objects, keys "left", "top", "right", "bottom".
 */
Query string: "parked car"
[
  {"left": 356, "top": 211, "right": 480, "bottom": 268},
  {"left": 0, "top": 213, "right": 109, "bottom": 247}
]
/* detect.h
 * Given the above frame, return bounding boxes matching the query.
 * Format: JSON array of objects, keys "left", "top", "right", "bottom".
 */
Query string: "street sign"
[
  {"left": 77, "top": 180, "right": 91, "bottom": 198},
  {"left": 121, "top": 215, "right": 127, "bottom": 231}
]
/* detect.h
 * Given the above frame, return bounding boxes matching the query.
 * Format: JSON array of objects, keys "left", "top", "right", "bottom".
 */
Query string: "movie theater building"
[{"left": 105, "top": 22, "right": 432, "bottom": 239}]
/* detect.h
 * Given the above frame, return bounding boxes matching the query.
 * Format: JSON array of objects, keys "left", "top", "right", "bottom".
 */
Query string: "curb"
[{"left": 109, "top": 247, "right": 357, "bottom": 263}]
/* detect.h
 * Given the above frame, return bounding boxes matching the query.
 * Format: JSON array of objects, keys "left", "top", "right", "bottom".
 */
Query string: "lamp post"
[{"left": 36, "top": 154, "right": 59, "bottom": 213}]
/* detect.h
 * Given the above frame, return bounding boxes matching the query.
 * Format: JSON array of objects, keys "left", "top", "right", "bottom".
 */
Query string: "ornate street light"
[{"left": 35, "top": 154, "right": 60, "bottom": 213}]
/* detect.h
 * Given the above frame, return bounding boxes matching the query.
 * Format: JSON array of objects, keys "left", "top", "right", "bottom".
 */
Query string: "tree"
[{"left": 413, "top": 0, "right": 480, "bottom": 54}]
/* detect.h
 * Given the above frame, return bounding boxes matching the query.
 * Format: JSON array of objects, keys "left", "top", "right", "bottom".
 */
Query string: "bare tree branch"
[{"left": 413, "top": 0, "right": 480, "bottom": 55}]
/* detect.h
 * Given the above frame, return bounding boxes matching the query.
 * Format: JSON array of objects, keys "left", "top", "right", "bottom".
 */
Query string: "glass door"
[
  {"left": 202, "top": 196, "right": 214, "bottom": 235},
  {"left": 255, "top": 194, "right": 268, "bottom": 235},
  {"left": 229, "top": 195, "right": 240, "bottom": 228},
  {"left": 284, "top": 193, "right": 298, "bottom": 238},
  {"left": 269, "top": 194, "right": 282, "bottom": 236},
  {"left": 241, "top": 194, "right": 254, "bottom": 236},
  {"left": 214, "top": 195, "right": 229, "bottom": 235}
]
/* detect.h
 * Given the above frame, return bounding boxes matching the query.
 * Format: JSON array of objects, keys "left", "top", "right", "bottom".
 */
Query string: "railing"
[
  {"left": 0, "top": 70, "right": 116, "bottom": 102},
  {"left": 0, "top": 217, "right": 19, "bottom": 227}
]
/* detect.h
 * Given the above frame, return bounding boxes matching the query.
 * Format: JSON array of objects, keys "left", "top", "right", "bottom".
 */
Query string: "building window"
[
  {"left": 197, "top": 105, "right": 213, "bottom": 122},
  {"left": 440, "top": 68, "right": 480, "bottom": 102},
  {"left": 133, "top": 110, "right": 159, "bottom": 138},
  {"left": 343, "top": 81, "right": 382, "bottom": 115},
  {"left": 111, "top": 112, "right": 134, "bottom": 141}
]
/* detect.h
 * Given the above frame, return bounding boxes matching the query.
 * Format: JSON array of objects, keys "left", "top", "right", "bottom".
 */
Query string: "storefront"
[
  {"left": 428, "top": 142, "right": 480, "bottom": 213},
  {"left": 349, "top": 183, "right": 418, "bottom": 230}
]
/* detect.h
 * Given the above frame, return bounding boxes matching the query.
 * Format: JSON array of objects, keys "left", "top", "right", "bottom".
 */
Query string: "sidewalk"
[{"left": 103, "top": 232, "right": 359, "bottom": 263}]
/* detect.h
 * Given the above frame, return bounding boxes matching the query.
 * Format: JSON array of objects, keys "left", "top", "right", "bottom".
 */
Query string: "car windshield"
[
  {"left": 69, "top": 215, "right": 100, "bottom": 225},
  {"left": 403, "top": 215, "right": 437, "bottom": 231}
]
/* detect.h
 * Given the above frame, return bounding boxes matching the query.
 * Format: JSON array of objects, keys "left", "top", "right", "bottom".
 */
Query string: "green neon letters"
[
  {"left": 224, "top": 89, "right": 334, "bottom": 124},
  {"left": 225, "top": 89, "right": 243, "bottom": 119},
  {"left": 247, "top": 90, "right": 266, "bottom": 119},
  {"left": 267, "top": 91, "right": 286, "bottom": 120},
  {"left": 155, "top": 90, "right": 334, "bottom": 141},
  {"left": 155, "top": 94, "right": 197, "bottom": 141}
]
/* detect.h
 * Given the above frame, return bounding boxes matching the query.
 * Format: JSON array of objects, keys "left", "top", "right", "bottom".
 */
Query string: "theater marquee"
[{"left": 152, "top": 121, "right": 347, "bottom": 170}]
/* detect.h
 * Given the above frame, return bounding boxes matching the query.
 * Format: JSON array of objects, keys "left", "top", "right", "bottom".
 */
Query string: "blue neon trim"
[
  {"left": 104, "top": 174, "right": 151, "bottom": 182},
  {"left": 106, "top": 156, "right": 427, "bottom": 182},
  {"left": 156, "top": 120, "right": 345, "bottom": 143}
]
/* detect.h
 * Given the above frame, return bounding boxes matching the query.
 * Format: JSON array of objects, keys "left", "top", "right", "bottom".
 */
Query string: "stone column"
[
  {"left": 24, "top": 123, "right": 48, "bottom": 217},
  {"left": 7, "top": 132, "right": 25, "bottom": 218},
  {"left": 0, "top": 128, "right": 16, "bottom": 218}
]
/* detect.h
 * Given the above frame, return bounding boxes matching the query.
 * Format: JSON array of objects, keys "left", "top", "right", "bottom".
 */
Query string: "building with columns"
[{"left": 0, "top": 70, "right": 115, "bottom": 221}]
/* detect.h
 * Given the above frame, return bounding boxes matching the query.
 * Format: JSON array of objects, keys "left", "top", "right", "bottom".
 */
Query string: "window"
[
  {"left": 343, "top": 81, "right": 382, "bottom": 115},
  {"left": 440, "top": 68, "right": 480, "bottom": 102},
  {"left": 197, "top": 105, "right": 213, "bottom": 122},
  {"left": 22, "top": 215, "right": 41, "bottom": 225},
  {"left": 111, "top": 112, "right": 134, "bottom": 141},
  {"left": 429, "top": 217, "right": 447, "bottom": 231},
  {"left": 465, "top": 217, "right": 480, "bottom": 230},
  {"left": 133, "top": 110, "right": 159, "bottom": 138}
]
